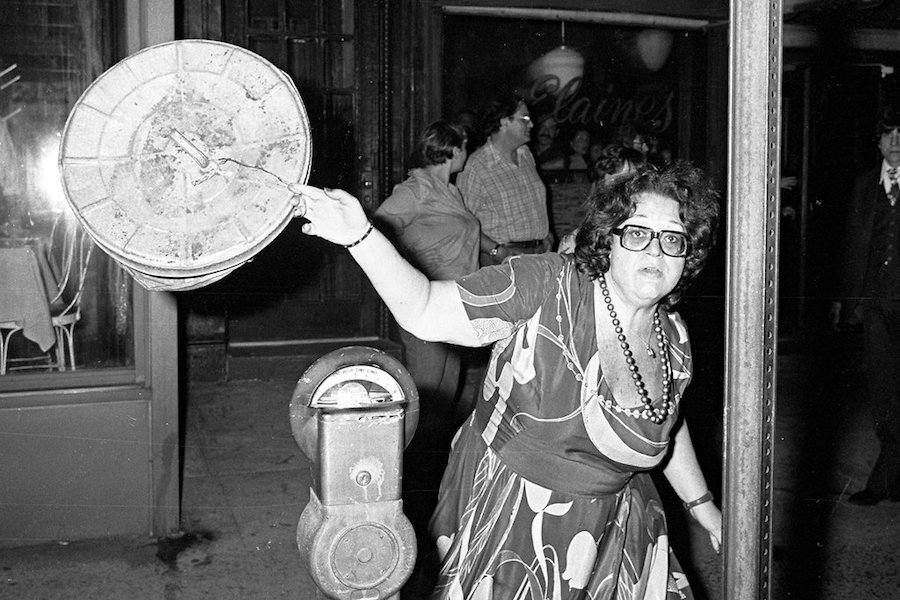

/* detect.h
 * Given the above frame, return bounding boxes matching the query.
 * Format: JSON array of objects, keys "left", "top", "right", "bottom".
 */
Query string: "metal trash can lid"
[{"left": 58, "top": 39, "right": 311, "bottom": 290}]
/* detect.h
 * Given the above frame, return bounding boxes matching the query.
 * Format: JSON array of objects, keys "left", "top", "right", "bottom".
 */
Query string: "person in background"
[
  {"left": 646, "top": 134, "right": 674, "bottom": 168},
  {"left": 458, "top": 93, "right": 552, "bottom": 266},
  {"left": 614, "top": 122, "right": 650, "bottom": 157},
  {"left": 453, "top": 108, "right": 481, "bottom": 155},
  {"left": 591, "top": 144, "right": 648, "bottom": 190},
  {"left": 292, "top": 161, "right": 722, "bottom": 599},
  {"left": 831, "top": 106, "right": 900, "bottom": 506},
  {"left": 373, "top": 120, "right": 479, "bottom": 431},
  {"left": 566, "top": 127, "right": 592, "bottom": 181},
  {"left": 558, "top": 144, "right": 647, "bottom": 253},
  {"left": 532, "top": 114, "right": 568, "bottom": 171},
  {"left": 588, "top": 140, "right": 607, "bottom": 166}
]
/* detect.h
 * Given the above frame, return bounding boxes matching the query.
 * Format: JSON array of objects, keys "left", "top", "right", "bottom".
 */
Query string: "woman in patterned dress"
[{"left": 292, "top": 161, "right": 722, "bottom": 600}]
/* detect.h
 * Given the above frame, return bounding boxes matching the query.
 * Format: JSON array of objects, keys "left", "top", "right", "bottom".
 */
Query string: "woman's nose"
[{"left": 644, "top": 237, "right": 663, "bottom": 256}]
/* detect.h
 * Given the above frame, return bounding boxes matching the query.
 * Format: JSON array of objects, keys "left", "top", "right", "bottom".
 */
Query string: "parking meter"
[{"left": 290, "top": 346, "right": 419, "bottom": 600}]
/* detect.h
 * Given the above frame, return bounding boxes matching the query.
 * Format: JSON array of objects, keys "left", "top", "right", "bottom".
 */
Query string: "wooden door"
[
  {"left": 215, "top": 0, "right": 388, "bottom": 343},
  {"left": 800, "top": 64, "right": 882, "bottom": 332}
]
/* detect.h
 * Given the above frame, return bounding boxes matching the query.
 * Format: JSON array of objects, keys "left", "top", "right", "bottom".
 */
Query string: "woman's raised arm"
[{"left": 292, "top": 184, "right": 482, "bottom": 347}]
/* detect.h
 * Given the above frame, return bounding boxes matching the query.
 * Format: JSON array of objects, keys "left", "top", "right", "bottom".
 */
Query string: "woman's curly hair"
[{"left": 573, "top": 161, "right": 720, "bottom": 308}]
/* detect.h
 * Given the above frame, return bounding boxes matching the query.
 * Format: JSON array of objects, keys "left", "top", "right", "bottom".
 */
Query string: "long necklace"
[{"left": 597, "top": 273, "right": 674, "bottom": 424}]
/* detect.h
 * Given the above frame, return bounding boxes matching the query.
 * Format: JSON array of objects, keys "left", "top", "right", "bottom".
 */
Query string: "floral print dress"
[{"left": 428, "top": 253, "right": 695, "bottom": 600}]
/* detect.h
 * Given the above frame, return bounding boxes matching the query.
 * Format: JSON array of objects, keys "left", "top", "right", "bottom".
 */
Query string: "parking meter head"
[{"left": 289, "top": 346, "right": 420, "bottom": 457}]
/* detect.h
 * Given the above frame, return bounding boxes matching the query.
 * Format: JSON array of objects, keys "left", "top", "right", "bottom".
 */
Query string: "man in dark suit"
[{"left": 832, "top": 106, "right": 900, "bottom": 505}]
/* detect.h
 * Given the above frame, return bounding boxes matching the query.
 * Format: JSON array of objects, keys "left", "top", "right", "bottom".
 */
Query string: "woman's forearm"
[
  {"left": 663, "top": 419, "right": 722, "bottom": 552},
  {"left": 662, "top": 420, "right": 712, "bottom": 502},
  {"left": 347, "top": 228, "right": 479, "bottom": 346}
]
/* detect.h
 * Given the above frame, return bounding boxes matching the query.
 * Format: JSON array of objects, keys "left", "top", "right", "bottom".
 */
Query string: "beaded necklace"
[{"left": 597, "top": 273, "right": 674, "bottom": 424}]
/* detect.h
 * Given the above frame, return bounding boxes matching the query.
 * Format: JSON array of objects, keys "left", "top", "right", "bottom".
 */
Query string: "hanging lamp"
[
  {"left": 635, "top": 29, "right": 674, "bottom": 72},
  {"left": 527, "top": 21, "right": 584, "bottom": 96}
]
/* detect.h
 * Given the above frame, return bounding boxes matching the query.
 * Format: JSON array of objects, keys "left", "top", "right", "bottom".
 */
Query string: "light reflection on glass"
[
  {"left": 1, "top": 0, "right": 133, "bottom": 376},
  {"left": 37, "top": 132, "right": 66, "bottom": 214}
]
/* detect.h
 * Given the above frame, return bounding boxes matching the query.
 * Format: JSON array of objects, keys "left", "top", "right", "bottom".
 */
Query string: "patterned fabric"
[
  {"left": 457, "top": 140, "right": 549, "bottom": 244},
  {"left": 880, "top": 162, "right": 899, "bottom": 206},
  {"left": 429, "top": 253, "right": 694, "bottom": 600},
  {"left": 374, "top": 168, "right": 480, "bottom": 280}
]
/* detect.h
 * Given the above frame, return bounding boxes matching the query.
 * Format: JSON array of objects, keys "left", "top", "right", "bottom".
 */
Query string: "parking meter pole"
[{"left": 290, "top": 346, "right": 419, "bottom": 600}]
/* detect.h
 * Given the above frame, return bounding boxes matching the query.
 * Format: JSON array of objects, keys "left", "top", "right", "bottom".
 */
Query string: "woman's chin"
[{"left": 631, "top": 282, "right": 673, "bottom": 306}]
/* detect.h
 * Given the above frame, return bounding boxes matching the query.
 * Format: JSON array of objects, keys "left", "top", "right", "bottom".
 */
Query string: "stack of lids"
[{"left": 59, "top": 39, "right": 312, "bottom": 291}]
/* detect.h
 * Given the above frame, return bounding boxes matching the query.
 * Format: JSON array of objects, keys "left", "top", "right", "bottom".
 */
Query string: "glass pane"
[
  {"left": 324, "top": 38, "right": 354, "bottom": 89},
  {"left": 249, "top": 35, "right": 284, "bottom": 68},
  {"left": 323, "top": 0, "right": 354, "bottom": 34},
  {"left": 248, "top": 0, "right": 280, "bottom": 31},
  {"left": 286, "top": 0, "right": 317, "bottom": 34},
  {"left": 288, "top": 37, "right": 320, "bottom": 92},
  {"left": 0, "top": 1, "right": 133, "bottom": 375},
  {"left": 321, "top": 93, "right": 356, "bottom": 191}
]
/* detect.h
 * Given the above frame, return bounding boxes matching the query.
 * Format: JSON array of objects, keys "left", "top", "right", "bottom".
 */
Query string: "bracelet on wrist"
[
  {"left": 683, "top": 490, "right": 713, "bottom": 512},
  {"left": 343, "top": 222, "right": 374, "bottom": 249}
]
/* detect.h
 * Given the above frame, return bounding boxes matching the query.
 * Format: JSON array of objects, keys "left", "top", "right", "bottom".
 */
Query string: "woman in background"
[
  {"left": 567, "top": 127, "right": 592, "bottom": 171},
  {"left": 373, "top": 120, "right": 479, "bottom": 429},
  {"left": 558, "top": 144, "right": 647, "bottom": 253},
  {"left": 566, "top": 127, "right": 592, "bottom": 183}
]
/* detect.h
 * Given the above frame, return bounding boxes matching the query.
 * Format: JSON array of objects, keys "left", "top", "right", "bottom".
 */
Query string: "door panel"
[
  {"left": 219, "top": 0, "right": 386, "bottom": 342},
  {"left": 803, "top": 65, "right": 881, "bottom": 327}
]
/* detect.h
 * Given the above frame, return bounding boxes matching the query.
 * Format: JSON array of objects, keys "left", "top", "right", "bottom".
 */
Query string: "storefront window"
[
  {"left": 442, "top": 16, "right": 687, "bottom": 244},
  {"left": 0, "top": 1, "right": 133, "bottom": 376}
]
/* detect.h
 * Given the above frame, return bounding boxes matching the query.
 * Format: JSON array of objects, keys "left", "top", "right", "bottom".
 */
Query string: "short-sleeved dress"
[{"left": 428, "top": 253, "right": 696, "bottom": 600}]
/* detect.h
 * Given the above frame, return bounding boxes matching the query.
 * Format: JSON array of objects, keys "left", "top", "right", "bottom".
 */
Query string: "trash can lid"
[{"left": 59, "top": 39, "right": 311, "bottom": 289}]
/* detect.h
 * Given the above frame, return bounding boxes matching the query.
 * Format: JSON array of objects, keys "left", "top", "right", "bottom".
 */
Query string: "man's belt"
[{"left": 503, "top": 239, "right": 544, "bottom": 251}]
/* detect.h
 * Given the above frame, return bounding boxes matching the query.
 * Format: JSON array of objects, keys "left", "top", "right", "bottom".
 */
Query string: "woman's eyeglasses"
[{"left": 611, "top": 224, "right": 689, "bottom": 257}]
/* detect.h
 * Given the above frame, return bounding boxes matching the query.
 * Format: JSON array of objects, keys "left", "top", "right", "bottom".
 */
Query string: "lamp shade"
[
  {"left": 527, "top": 45, "right": 584, "bottom": 95},
  {"left": 635, "top": 29, "right": 674, "bottom": 72}
]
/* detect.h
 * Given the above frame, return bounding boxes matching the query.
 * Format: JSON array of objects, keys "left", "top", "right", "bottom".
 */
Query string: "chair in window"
[
  {"left": 0, "top": 245, "right": 58, "bottom": 374},
  {"left": 0, "top": 322, "right": 24, "bottom": 375},
  {"left": 49, "top": 224, "right": 94, "bottom": 371}
]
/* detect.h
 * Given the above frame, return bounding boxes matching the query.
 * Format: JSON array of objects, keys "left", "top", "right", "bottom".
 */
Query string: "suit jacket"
[{"left": 839, "top": 166, "right": 890, "bottom": 302}]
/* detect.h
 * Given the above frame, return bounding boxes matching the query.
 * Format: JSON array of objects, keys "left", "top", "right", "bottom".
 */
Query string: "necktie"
[{"left": 889, "top": 167, "right": 899, "bottom": 206}]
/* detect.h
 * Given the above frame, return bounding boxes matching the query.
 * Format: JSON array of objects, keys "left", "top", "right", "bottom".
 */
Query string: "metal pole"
[
  {"left": 441, "top": 5, "right": 710, "bottom": 30},
  {"left": 723, "top": 0, "right": 781, "bottom": 599},
  {"left": 798, "top": 67, "right": 812, "bottom": 329}
]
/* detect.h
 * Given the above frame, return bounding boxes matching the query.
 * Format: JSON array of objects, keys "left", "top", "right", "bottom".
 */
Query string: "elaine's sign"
[{"left": 528, "top": 76, "right": 675, "bottom": 132}]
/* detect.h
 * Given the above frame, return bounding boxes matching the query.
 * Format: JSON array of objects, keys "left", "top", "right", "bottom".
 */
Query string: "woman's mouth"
[{"left": 639, "top": 266, "right": 663, "bottom": 277}]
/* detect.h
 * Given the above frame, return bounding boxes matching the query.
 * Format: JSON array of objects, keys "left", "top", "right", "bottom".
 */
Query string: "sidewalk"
[{"left": 0, "top": 342, "right": 898, "bottom": 599}]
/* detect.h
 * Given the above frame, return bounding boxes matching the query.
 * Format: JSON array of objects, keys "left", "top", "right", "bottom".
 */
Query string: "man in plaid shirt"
[{"left": 458, "top": 93, "right": 553, "bottom": 266}]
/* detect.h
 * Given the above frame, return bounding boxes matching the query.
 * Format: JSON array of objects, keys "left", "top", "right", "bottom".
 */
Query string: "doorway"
[{"left": 181, "top": 0, "right": 393, "bottom": 379}]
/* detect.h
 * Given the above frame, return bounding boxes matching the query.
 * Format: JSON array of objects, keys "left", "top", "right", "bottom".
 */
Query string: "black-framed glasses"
[{"left": 611, "top": 224, "right": 689, "bottom": 257}]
